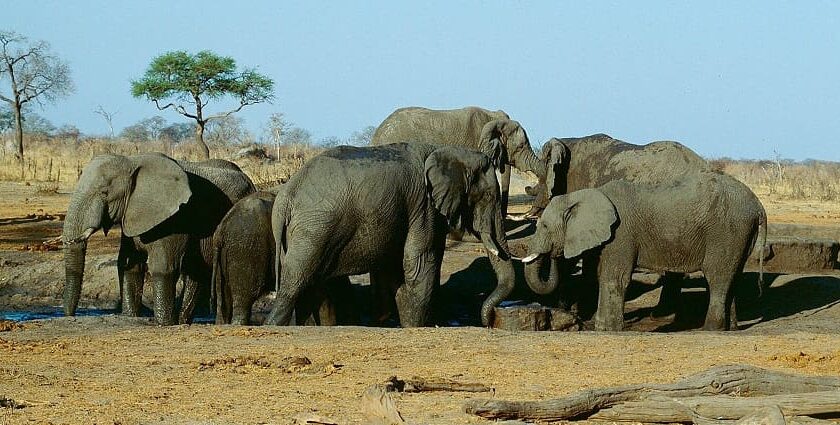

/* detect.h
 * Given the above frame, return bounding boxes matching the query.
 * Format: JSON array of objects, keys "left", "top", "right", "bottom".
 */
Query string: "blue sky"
[{"left": 6, "top": 1, "right": 840, "bottom": 160}]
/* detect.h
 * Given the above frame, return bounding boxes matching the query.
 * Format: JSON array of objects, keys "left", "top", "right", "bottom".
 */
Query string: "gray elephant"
[
  {"left": 265, "top": 143, "right": 515, "bottom": 327},
  {"left": 211, "top": 190, "right": 354, "bottom": 325},
  {"left": 518, "top": 171, "right": 767, "bottom": 331},
  {"left": 371, "top": 106, "right": 545, "bottom": 217},
  {"left": 62, "top": 153, "right": 255, "bottom": 325},
  {"left": 515, "top": 133, "right": 709, "bottom": 219}
]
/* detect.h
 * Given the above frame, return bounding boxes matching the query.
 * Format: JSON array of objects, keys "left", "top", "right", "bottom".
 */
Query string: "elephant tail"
[
  {"left": 272, "top": 189, "right": 291, "bottom": 295},
  {"left": 757, "top": 210, "right": 768, "bottom": 298},
  {"left": 211, "top": 236, "right": 230, "bottom": 324}
]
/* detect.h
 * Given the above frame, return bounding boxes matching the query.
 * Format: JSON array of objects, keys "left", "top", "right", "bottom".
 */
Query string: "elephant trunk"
[
  {"left": 523, "top": 254, "right": 560, "bottom": 295},
  {"left": 62, "top": 195, "right": 103, "bottom": 317},
  {"left": 479, "top": 208, "right": 516, "bottom": 326},
  {"left": 63, "top": 241, "right": 88, "bottom": 316},
  {"left": 518, "top": 148, "right": 546, "bottom": 180}
]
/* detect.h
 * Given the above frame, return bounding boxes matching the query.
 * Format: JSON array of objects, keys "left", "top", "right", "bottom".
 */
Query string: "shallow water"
[{"left": 0, "top": 307, "right": 215, "bottom": 323}]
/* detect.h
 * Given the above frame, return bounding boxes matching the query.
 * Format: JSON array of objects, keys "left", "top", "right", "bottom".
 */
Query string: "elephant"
[
  {"left": 513, "top": 134, "right": 713, "bottom": 316},
  {"left": 371, "top": 106, "right": 545, "bottom": 217},
  {"left": 265, "top": 143, "right": 515, "bottom": 327},
  {"left": 62, "top": 153, "right": 256, "bottom": 325},
  {"left": 518, "top": 171, "right": 767, "bottom": 331},
  {"left": 211, "top": 190, "right": 354, "bottom": 325},
  {"left": 515, "top": 133, "right": 710, "bottom": 220}
]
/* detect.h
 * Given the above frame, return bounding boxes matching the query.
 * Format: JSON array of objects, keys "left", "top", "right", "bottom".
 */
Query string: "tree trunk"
[
  {"left": 13, "top": 101, "right": 23, "bottom": 162},
  {"left": 195, "top": 120, "right": 210, "bottom": 160}
]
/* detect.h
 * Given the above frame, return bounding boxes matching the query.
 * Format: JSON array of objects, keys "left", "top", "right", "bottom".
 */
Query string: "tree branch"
[{"left": 153, "top": 99, "right": 198, "bottom": 120}]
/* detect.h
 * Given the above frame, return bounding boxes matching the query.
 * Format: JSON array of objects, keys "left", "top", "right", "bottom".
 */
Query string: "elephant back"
[
  {"left": 371, "top": 106, "right": 504, "bottom": 149},
  {"left": 564, "top": 134, "right": 710, "bottom": 193}
]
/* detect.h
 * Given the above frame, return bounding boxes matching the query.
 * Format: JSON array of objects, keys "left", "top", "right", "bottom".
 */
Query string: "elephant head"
[
  {"left": 513, "top": 138, "right": 570, "bottom": 221},
  {"left": 478, "top": 119, "right": 545, "bottom": 178},
  {"left": 424, "top": 147, "right": 510, "bottom": 258},
  {"left": 518, "top": 189, "right": 617, "bottom": 295},
  {"left": 424, "top": 146, "right": 517, "bottom": 326},
  {"left": 62, "top": 153, "right": 192, "bottom": 316}
]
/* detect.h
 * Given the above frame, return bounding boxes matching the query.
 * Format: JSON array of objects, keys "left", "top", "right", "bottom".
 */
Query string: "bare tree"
[
  {"left": 0, "top": 30, "right": 73, "bottom": 161},
  {"left": 94, "top": 105, "right": 117, "bottom": 138},
  {"left": 349, "top": 125, "right": 376, "bottom": 146},
  {"left": 264, "top": 112, "right": 292, "bottom": 160}
]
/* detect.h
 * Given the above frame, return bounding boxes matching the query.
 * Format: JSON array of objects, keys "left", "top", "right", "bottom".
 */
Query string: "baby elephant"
[
  {"left": 211, "top": 190, "right": 353, "bottom": 325},
  {"left": 519, "top": 171, "right": 766, "bottom": 331}
]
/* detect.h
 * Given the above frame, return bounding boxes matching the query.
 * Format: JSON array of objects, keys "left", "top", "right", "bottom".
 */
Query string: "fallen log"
[
  {"left": 383, "top": 376, "right": 492, "bottom": 393},
  {"left": 464, "top": 364, "right": 840, "bottom": 421},
  {"left": 590, "top": 390, "right": 840, "bottom": 422}
]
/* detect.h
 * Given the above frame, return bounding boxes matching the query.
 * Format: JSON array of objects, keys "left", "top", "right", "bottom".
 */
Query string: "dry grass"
[
  {"left": 2, "top": 136, "right": 839, "bottom": 201},
  {"left": 712, "top": 158, "right": 840, "bottom": 201},
  {"left": 0, "top": 137, "right": 323, "bottom": 191}
]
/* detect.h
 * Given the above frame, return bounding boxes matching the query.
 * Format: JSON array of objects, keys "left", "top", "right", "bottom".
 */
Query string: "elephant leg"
[
  {"left": 370, "top": 266, "right": 401, "bottom": 326},
  {"left": 651, "top": 272, "right": 684, "bottom": 318},
  {"left": 149, "top": 267, "right": 179, "bottom": 326},
  {"left": 593, "top": 263, "right": 632, "bottom": 332},
  {"left": 118, "top": 236, "right": 146, "bottom": 316},
  {"left": 295, "top": 283, "right": 327, "bottom": 325},
  {"left": 178, "top": 242, "right": 211, "bottom": 324},
  {"left": 703, "top": 269, "right": 738, "bottom": 331},
  {"left": 500, "top": 165, "right": 511, "bottom": 218},
  {"left": 230, "top": 299, "right": 252, "bottom": 326},
  {"left": 317, "top": 276, "right": 355, "bottom": 325},
  {"left": 396, "top": 251, "right": 441, "bottom": 327},
  {"left": 147, "top": 243, "right": 184, "bottom": 326},
  {"left": 266, "top": 247, "right": 319, "bottom": 326}
]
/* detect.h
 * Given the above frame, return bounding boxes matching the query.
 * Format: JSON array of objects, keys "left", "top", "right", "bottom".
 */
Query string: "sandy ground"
[{"left": 1, "top": 174, "right": 840, "bottom": 424}]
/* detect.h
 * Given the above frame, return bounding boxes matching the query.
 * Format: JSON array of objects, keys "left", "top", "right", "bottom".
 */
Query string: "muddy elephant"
[
  {"left": 371, "top": 106, "right": 545, "bottom": 217},
  {"left": 518, "top": 171, "right": 767, "bottom": 331},
  {"left": 212, "top": 190, "right": 354, "bottom": 325},
  {"left": 516, "top": 133, "right": 710, "bottom": 219},
  {"left": 265, "top": 143, "right": 515, "bottom": 327},
  {"left": 62, "top": 153, "right": 255, "bottom": 325}
]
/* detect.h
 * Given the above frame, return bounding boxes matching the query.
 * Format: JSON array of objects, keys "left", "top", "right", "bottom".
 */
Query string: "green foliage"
[{"left": 130, "top": 50, "right": 274, "bottom": 118}]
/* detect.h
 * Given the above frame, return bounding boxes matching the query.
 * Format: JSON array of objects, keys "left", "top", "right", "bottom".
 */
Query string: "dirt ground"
[{"left": 1, "top": 175, "right": 840, "bottom": 424}]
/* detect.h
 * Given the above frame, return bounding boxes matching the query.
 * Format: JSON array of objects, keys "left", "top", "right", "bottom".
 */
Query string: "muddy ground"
[{"left": 1, "top": 177, "right": 840, "bottom": 424}]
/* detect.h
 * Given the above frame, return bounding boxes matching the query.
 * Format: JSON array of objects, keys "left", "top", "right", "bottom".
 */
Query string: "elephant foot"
[{"left": 593, "top": 314, "right": 624, "bottom": 332}]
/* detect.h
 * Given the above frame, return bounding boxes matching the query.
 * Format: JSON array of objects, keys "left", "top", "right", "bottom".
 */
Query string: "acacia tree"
[
  {"left": 0, "top": 30, "right": 73, "bottom": 161},
  {"left": 131, "top": 50, "right": 273, "bottom": 159}
]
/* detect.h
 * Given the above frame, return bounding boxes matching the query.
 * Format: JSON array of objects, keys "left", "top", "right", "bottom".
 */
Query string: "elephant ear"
[
  {"left": 478, "top": 137, "right": 505, "bottom": 169},
  {"left": 479, "top": 119, "right": 506, "bottom": 150},
  {"left": 562, "top": 189, "right": 617, "bottom": 259},
  {"left": 424, "top": 148, "right": 472, "bottom": 228},
  {"left": 123, "top": 153, "right": 192, "bottom": 237}
]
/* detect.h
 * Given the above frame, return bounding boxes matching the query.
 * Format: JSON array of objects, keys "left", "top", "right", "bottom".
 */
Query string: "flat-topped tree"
[{"left": 131, "top": 50, "right": 273, "bottom": 159}]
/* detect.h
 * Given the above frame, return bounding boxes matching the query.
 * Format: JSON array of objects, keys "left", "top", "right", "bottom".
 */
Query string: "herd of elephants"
[{"left": 60, "top": 106, "right": 767, "bottom": 332}]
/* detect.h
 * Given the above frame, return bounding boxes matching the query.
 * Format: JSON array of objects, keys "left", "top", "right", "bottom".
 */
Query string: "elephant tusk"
[
  {"left": 63, "top": 227, "right": 96, "bottom": 245},
  {"left": 518, "top": 253, "right": 540, "bottom": 263},
  {"left": 506, "top": 213, "right": 532, "bottom": 222}
]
